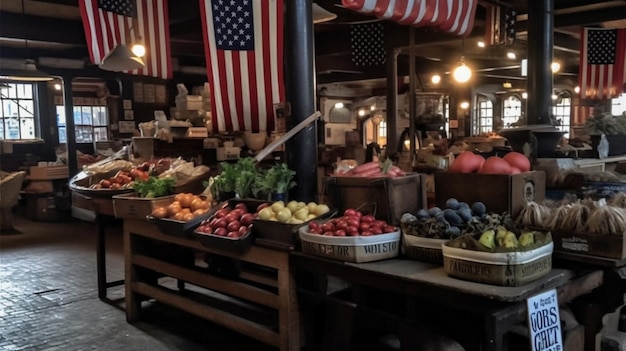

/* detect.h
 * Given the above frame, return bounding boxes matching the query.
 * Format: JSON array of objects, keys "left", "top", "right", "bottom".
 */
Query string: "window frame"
[{"left": 0, "top": 82, "right": 38, "bottom": 140}]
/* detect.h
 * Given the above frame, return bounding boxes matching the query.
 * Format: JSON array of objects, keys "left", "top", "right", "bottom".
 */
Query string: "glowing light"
[
  {"left": 54, "top": 84, "right": 61, "bottom": 90},
  {"left": 574, "top": 86, "right": 580, "bottom": 94},
  {"left": 507, "top": 52, "right": 516, "bottom": 59},
  {"left": 551, "top": 62, "right": 560, "bottom": 73},
  {"left": 460, "top": 101, "right": 470, "bottom": 109},
  {"left": 477, "top": 41, "right": 486, "bottom": 48},
  {"left": 370, "top": 105, "right": 376, "bottom": 111},
  {"left": 131, "top": 43, "right": 146, "bottom": 58},
  {"left": 358, "top": 109, "right": 365, "bottom": 117},
  {"left": 431, "top": 74, "right": 441, "bottom": 84},
  {"left": 334, "top": 102, "right": 344, "bottom": 109},
  {"left": 522, "top": 92, "right": 528, "bottom": 99},
  {"left": 503, "top": 82, "right": 512, "bottom": 89},
  {"left": 452, "top": 63, "right": 471, "bottom": 83}
]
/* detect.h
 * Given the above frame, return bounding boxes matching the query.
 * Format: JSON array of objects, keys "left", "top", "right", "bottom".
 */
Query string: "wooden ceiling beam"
[{"left": 0, "top": 11, "right": 85, "bottom": 45}]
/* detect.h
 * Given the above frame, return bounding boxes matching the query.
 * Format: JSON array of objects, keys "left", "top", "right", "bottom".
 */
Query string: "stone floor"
[{"left": 0, "top": 210, "right": 277, "bottom": 351}]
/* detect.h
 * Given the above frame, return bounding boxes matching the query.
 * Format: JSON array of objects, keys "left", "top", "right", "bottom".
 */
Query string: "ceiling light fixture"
[
  {"left": 507, "top": 51, "right": 516, "bottom": 59},
  {"left": 460, "top": 101, "right": 470, "bottom": 109},
  {"left": 131, "top": 36, "right": 146, "bottom": 58},
  {"left": 0, "top": 1, "right": 53, "bottom": 81},
  {"left": 334, "top": 102, "right": 344, "bottom": 109},
  {"left": 551, "top": 62, "right": 561, "bottom": 73},
  {"left": 574, "top": 86, "right": 580, "bottom": 94},
  {"left": 431, "top": 74, "right": 441, "bottom": 84},
  {"left": 503, "top": 82, "right": 513, "bottom": 89},
  {"left": 358, "top": 109, "right": 365, "bottom": 117},
  {"left": 477, "top": 41, "right": 486, "bottom": 48},
  {"left": 452, "top": 58, "right": 471, "bottom": 83},
  {"left": 99, "top": 44, "right": 145, "bottom": 72},
  {"left": 522, "top": 92, "right": 528, "bottom": 99}
]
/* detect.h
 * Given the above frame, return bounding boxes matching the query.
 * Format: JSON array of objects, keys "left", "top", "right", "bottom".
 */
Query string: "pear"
[
  {"left": 503, "top": 231, "right": 519, "bottom": 249},
  {"left": 496, "top": 226, "right": 508, "bottom": 247},
  {"left": 519, "top": 232, "right": 535, "bottom": 247},
  {"left": 479, "top": 230, "right": 495, "bottom": 249}
]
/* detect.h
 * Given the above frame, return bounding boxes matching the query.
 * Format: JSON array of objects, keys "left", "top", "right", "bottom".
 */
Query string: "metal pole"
[
  {"left": 285, "top": 0, "right": 317, "bottom": 202},
  {"left": 526, "top": 0, "right": 554, "bottom": 125},
  {"left": 62, "top": 77, "right": 78, "bottom": 177},
  {"left": 386, "top": 49, "right": 399, "bottom": 155},
  {"left": 408, "top": 27, "right": 416, "bottom": 165}
]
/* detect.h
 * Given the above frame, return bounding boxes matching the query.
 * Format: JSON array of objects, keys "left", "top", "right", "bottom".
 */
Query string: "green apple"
[
  {"left": 286, "top": 200, "right": 299, "bottom": 213},
  {"left": 271, "top": 201, "right": 285, "bottom": 214},
  {"left": 294, "top": 208, "right": 309, "bottom": 221},
  {"left": 277, "top": 209, "right": 292, "bottom": 223},
  {"left": 314, "top": 204, "right": 330, "bottom": 216},
  {"left": 259, "top": 207, "right": 273, "bottom": 221},
  {"left": 307, "top": 202, "right": 318, "bottom": 213}
]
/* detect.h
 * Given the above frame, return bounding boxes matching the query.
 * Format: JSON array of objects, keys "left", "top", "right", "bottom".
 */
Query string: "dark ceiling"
[{"left": 1, "top": 0, "right": 625, "bottom": 94}]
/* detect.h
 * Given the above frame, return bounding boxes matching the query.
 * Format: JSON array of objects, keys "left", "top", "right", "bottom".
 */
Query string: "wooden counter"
[
  {"left": 124, "top": 220, "right": 301, "bottom": 351},
  {"left": 292, "top": 252, "right": 604, "bottom": 351}
]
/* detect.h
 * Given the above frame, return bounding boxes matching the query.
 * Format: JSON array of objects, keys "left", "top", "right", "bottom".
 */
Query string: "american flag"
[
  {"left": 79, "top": 0, "right": 172, "bottom": 79},
  {"left": 484, "top": 4, "right": 501, "bottom": 46},
  {"left": 579, "top": 27, "right": 626, "bottom": 100},
  {"left": 342, "top": 0, "right": 477, "bottom": 36},
  {"left": 199, "top": 0, "right": 284, "bottom": 133}
]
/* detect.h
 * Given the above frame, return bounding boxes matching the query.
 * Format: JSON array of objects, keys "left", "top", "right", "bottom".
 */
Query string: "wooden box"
[
  {"left": 29, "top": 165, "right": 69, "bottom": 180},
  {"left": 323, "top": 173, "right": 427, "bottom": 225},
  {"left": 112, "top": 193, "right": 175, "bottom": 220},
  {"left": 434, "top": 171, "right": 546, "bottom": 217},
  {"left": 551, "top": 230, "right": 626, "bottom": 259}
]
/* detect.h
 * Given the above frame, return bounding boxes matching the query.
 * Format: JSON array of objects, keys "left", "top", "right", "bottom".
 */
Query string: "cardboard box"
[
  {"left": 29, "top": 165, "right": 69, "bottom": 180},
  {"left": 442, "top": 240, "right": 554, "bottom": 286},
  {"left": 112, "top": 193, "right": 175, "bottom": 220},
  {"left": 434, "top": 171, "right": 546, "bottom": 217},
  {"left": 299, "top": 227, "right": 401, "bottom": 263},
  {"left": 324, "top": 173, "right": 428, "bottom": 225}
]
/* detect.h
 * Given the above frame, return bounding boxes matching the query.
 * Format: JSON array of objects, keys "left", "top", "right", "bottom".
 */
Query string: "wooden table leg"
[
  {"left": 96, "top": 215, "right": 107, "bottom": 300},
  {"left": 124, "top": 228, "right": 140, "bottom": 322},
  {"left": 278, "top": 252, "right": 300, "bottom": 351}
]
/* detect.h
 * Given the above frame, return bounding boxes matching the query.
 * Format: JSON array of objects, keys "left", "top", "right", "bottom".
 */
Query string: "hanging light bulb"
[
  {"left": 522, "top": 92, "right": 528, "bottom": 99},
  {"left": 460, "top": 101, "right": 470, "bottom": 109},
  {"left": 574, "top": 86, "right": 580, "bottom": 94},
  {"left": 131, "top": 42, "right": 146, "bottom": 58},
  {"left": 452, "top": 58, "right": 472, "bottom": 83},
  {"left": 358, "top": 109, "right": 365, "bottom": 117},
  {"left": 431, "top": 74, "right": 441, "bottom": 84},
  {"left": 507, "top": 51, "right": 516, "bottom": 59},
  {"left": 551, "top": 62, "right": 560, "bottom": 73},
  {"left": 334, "top": 102, "right": 344, "bottom": 109},
  {"left": 477, "top": 41, "right": 486, "bottom": 48}
]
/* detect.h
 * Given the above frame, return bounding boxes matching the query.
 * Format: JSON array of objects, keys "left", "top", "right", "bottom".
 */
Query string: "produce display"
[
  {"left": 446, "top": 229, "right": 552, "bottom": 253},
  {"left": 306, "top": 208, "right": 397, "bottom": 237},
  {"left": 211, "top": 158, "right": 296, "bottom": 200},
  {"left": 256, "top": 200, "right": 330, "bottom": 224},
  {"left": 401, "top": 198, "right": 488, "bottom": 239},
  {"left": 150, "top": 193, "right": 211, "bottom": 222},
  {"left": 448, "top": 151, "right": 530, "bottom": 174},
  {"left": 195, "top": 202, "right": 266, "bottom": 239},
  {"left": 334, "top": 159, "right": 406, "bottom": 178},
  {"left": 518, "top": 194, "right": 626, "bottom": 235}
]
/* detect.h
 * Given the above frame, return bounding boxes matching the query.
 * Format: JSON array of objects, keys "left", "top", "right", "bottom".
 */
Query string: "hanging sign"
[{"left": 526, "top": 289, "right": 563, "bottom": 351}]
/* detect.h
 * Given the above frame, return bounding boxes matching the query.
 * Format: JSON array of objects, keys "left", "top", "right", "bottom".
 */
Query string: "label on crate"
[{"left": 527, "top": 289, "right": 563, "bottom": 351}]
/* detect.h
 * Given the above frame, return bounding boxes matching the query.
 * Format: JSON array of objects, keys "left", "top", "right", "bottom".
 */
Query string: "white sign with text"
[{"left": 527, "top": 289, "right": 563, "bottom": 351}]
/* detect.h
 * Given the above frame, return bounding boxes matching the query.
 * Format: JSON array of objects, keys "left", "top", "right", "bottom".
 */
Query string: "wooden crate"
[
  {"left": 112, "top": 193, "right": 175, "bottom": 220},
  {"left": 434, "top": 171, "right": 546, "bottom": 217},
  {"left": 29, "top": 165, "right": 69, "bottom": 180},
  {"left": 323, "top": 173, "right": 427, "bottom": 225},
  {"left": 551, "top": 230, "right": 626, "bottom": 259}
]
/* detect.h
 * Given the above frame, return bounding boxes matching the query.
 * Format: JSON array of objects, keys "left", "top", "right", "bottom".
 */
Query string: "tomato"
[
  {"left": 214, "top": 227, "right": 228, "bottom": 236},
  {"left": 334, "top": 229, "right": 346, "bottom": 237},
  {"left": 321, "top": 222, "right": 335, "bottom": 232},
  {"left": 309, "top": 221, "right": 319, "bottom": 230},
  {"left": 323, "top": 231, "right": 334, "bottom": 236},
  {"left": 199, "top": 225, "right": 213, "bottom": 234},
  {"left": 346, "top": 218, "right": 360, "bottom": 229},
  {"left": 227, "top": 231, "right": 240, "bottom": 238},
  {"left": 373, "top": 220, "right": 387, "bottom": 228},
  {"left": 215, "top": 208, "right": 229, "bottom": 218},
  {"left": 256, "top": 203, "right": 271, "bottom": 213},
  {"left": 99, "top": 179, "right": 111, "bottom": 188},
  {"left": 383, "top": 225, "right": 397, "bottom": 233},
  {"left": 213, "top": 218, "right": 227, "bottom": 228},
  {"left": 359, "top": 223, "right": 370, "bottom": 232},
  {"left": 369, "top": 226, "right": 382, "bottom": 235},
  {"left": 346, "top": 226, "right": 359, "bottom": 236},
  {"left": 309, "top": 227, "right": 322, "bottom": 234},
  {"left": 344, "top": 208, "right": 357, "bottom": 217},
  {"left": 335, "top": 220, "right": 348, "bottom": 230},
  {"left": 240, "top": 213, "right": 255, "bottom": 226},
  {"left": 361, "top": 215, "right": 375, "bottom": 223},
  {"left": 227, "top": 221, "right": 241, "bottom": 233},
  {"left": 235, "top": 203, "right": 248, "bottom": 212},
  {"left": 361, "top": 231, "right": 373, "bottom": 236},
  {"left": 238, "top": 226, "right": 249, "bottom": 236}
]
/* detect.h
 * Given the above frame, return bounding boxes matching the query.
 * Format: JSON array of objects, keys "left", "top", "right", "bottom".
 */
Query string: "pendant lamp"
[
  {"left": 312, "top": 3, "right": 337, "bottom": 24},
  {"left": 99, "top": 44, "right": 145, "bottom": 72}
]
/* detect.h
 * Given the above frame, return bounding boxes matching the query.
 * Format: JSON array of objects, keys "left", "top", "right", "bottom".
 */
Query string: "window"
[
  {"left": 553, "top": 94, "right": 571, "bottom": 138},
  {"left": 612, "top": 94, "right": 626, "bottom": 116},
  {"left": 474, "top": 95, "right": 493, "bottom": 135},
  {"left": 379, "top": 120, "right": 387, "bottom": 137},
  {"left": 502, "top": 96, "right": 523, "bottom": 128},
  {"left": 0, "top": 83, "right": 37, "bottom": 140},
  {"left": 57, "top": 104, "right": 108, "bottom": 143}
]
